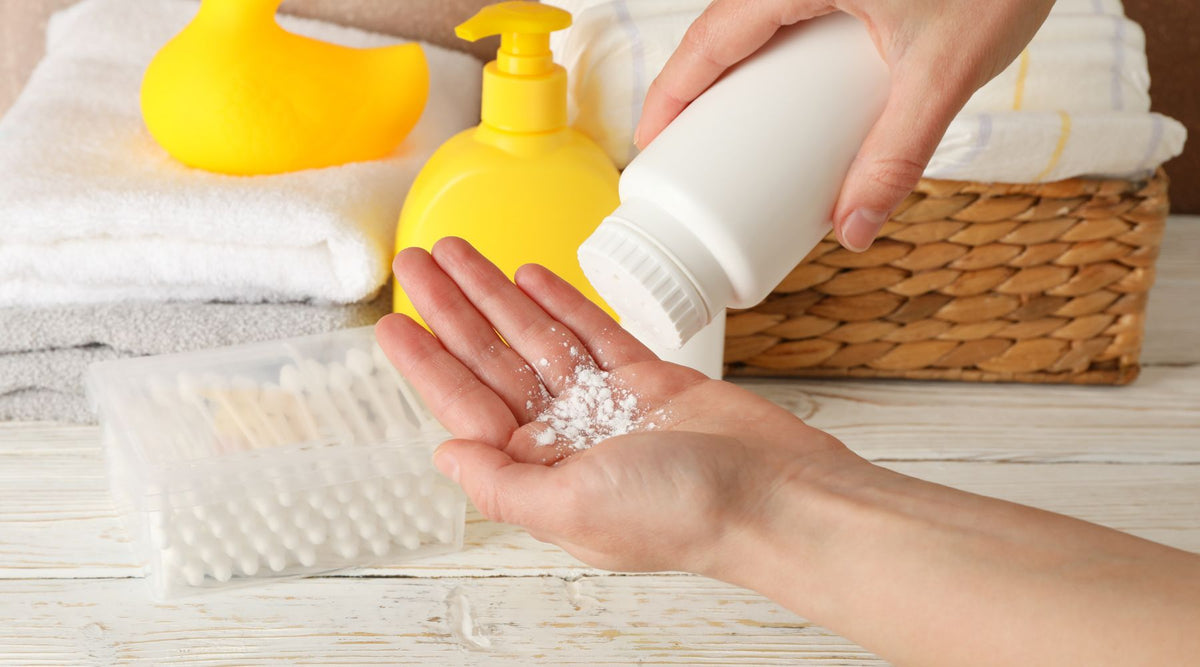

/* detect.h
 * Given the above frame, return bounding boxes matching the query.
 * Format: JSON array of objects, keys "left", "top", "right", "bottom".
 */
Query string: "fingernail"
[
  {"left": 841, "top": 208, "right": 889, "bottom": 252},
  {"left": 433, "top": 450, "right": 459, "bottom": 483}
]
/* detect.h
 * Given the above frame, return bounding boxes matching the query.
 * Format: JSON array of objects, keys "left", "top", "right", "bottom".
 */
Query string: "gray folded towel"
[
  {"left": 0, "top": 348, "right": 119, "bottom": 423},
  {"left": 0, "top": 292, "right": 392, "bottom": 423}
]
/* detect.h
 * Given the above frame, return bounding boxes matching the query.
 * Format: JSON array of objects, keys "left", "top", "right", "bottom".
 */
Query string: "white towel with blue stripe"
[
  {"left": 926, "top": 110, "right": 1182, "bottom": 182},
  {"left": 550, "top": 0, "right": 1186, "bottom": 182}
]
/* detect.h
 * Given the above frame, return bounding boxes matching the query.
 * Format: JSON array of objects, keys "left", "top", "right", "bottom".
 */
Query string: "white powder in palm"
[{"left": 535, "top": 365, "right": 640, "bottom": 451}]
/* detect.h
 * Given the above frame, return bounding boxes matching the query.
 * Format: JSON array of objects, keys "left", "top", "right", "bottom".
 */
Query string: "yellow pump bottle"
[{"left": 393, "top": 2, "right": 619, "bottom": 321}]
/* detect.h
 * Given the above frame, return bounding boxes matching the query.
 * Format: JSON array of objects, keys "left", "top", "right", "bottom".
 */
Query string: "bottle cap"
[
  {"left": 456, "top": 2, "right": 571, "bottom": 133},
  {"left": 578, "top": 216, "right": 711, "bottom": 350}
]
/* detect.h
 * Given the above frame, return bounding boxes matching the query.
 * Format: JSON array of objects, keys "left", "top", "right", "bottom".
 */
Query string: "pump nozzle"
[
  {"left": 457, "top": 2, "right": 570, "bottom": 77},
  {"left": 456, "top": 2, "right": 573, "bottom": 133},
  {"left": 457, "top": 1, "right": 571, "bottom": 39}
]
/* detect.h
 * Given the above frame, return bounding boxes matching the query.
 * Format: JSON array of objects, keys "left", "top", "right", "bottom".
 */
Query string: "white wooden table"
[{"left": 2, "top": 218, "right": 1198, "bottom": 665}]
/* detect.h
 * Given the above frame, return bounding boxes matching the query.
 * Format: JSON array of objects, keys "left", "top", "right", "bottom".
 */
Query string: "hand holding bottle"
[{"left": 635, "top": 0, "right": 1055, "bottom": 252}]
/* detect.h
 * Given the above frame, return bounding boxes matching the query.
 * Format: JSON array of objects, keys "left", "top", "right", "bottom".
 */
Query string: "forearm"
[{"left": 711, "top": 454, "right": 1200, "bottom": 666}]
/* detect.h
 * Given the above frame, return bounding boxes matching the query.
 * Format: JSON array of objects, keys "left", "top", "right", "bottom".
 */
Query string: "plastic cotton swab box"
[{"left": 87, "top": 327, "right": 465, "bottom": 599}]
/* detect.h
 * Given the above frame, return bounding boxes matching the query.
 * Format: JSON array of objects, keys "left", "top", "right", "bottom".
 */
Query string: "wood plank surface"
[
  {"left": 0, "top": 576, "right": 881, "bottom": 666},
  {"left": 1143, "top": 216, "right": 1200, "bottom": 366},
  {"left": 750, "top": 365, "right": 1200, "bottom": 464}
]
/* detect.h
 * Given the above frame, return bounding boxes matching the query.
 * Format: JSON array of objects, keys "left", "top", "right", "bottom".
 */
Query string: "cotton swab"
[
  {"left": 265, "top": 549, "right": 288, "bottom": 573},
  {"left": 280, "top": 363, "right": 346, "bottom": 440},
  {"left": 360, "top": 357, "right": 421, "bottom": 437},
  {"left": 181, "top": 559, "right": 206, "bottom": 587},
  {"left": 372, "top": 344, "right": 430, "bottom": 426},
  {"left": 275, "top": 366, "right": 323, "bottom": 440},
  {"left": 326, "top": 362, "right": 379, "bottom": 443},
  {"left": 183, "top": 373, "right": 264, "bottom": 450},
  {"left": 346, "top": 348, "right": 409, "bottom": 437},
  {"left": 297, "top": 359, "right": 356, "bottom": 438},
  {"left": 369, "top": 538, "right": 391, "bottom": 557},
  {"left": 147, "top": 377, "right": 207, "bottom": 459},
  {"left": 232, "top": 376, "right": 290, "bottom": 447}
]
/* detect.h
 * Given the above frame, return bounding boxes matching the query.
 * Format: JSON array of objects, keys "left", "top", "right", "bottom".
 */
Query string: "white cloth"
[
  {"left": 549, "top": 0, "right": 1186, "bottom": 181},
  {"left": 927, "top": 110, "right": 1186, "bottom": 182},
  {"left": 0, "top": 0, "right": 482, "bottom": 306},
  {"left": 961, "top": 12, "right": 1150, "bottom": 114}
]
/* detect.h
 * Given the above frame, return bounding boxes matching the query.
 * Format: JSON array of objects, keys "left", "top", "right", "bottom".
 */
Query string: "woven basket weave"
[{"left": 723, "top": 169, "right": 1169, "bottom": 385}]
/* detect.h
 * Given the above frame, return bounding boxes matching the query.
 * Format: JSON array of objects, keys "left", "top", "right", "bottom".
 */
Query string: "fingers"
[
  {"left": 635, "top": 0, "right": 834, "bottom": 147},
  {"left": 392, "top": 245, "right": 550, "bottom": 422},
  {"left": 433, "top": 439, "right": 568, "bottom": 533},
  {"left": 832, "top": 64, "right": 972, "bottom": 252},
  {"left": 375, "top": 313, "right": 518, "bottom": 447},
  {"left": 514, "top": 264, "right": 658, "bottom": 371},
  {"left": 430, "top": 238, "right": 599, "bottom": 396}
]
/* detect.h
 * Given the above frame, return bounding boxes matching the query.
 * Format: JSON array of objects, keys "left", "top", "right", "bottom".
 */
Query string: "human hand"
[
  {"left": 376, "top": 238, "right": 852, "bottom": 575},
  {"left": 635, "top": 0, "right": 1054, "bottom": 252}
]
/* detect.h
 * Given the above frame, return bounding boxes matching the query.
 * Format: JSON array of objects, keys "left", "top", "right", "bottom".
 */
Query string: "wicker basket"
[{"left": 723, "top": 169, "right": 1169, "bottom": 385}]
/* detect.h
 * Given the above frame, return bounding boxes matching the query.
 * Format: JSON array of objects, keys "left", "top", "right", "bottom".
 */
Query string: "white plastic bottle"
[{"left": 578, "top": 13, "right": 890, "bottom": 351}]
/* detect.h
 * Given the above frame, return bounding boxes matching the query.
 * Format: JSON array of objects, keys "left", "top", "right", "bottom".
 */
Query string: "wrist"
[{"left": 699, "top": 441, "right": 877, "bottom": 608}]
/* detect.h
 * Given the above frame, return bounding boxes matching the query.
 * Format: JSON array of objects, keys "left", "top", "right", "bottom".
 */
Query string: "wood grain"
[
  {"left": 1142, "top": 216, "right": 1200, "bottom": 365},
  {"left": 0, "top": 576, "right": 881, "bottom": 666},
  {"left": 745, "top": 364, "right": 1200, "bottom": 464}
]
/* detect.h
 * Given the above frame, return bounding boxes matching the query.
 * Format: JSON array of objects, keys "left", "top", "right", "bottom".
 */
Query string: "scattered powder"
[
  {"left": 535, "top": 364, "right": 641, "bottom": 451},
  {"left": 538, "top": 358, "right": 549, "bottom": 367}
]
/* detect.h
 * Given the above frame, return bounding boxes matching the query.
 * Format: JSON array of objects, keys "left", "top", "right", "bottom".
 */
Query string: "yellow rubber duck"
[{"left": 141, "top": 0, "right": 429, "bottom": 175}]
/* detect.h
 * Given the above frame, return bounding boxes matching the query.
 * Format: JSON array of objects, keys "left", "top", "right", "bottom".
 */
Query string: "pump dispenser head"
[{"left": 456, "top": 2, "right": 572, "bottom": 134}]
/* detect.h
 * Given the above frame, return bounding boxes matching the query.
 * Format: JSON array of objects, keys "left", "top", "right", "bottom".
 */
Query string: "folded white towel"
[
  {"left": 0, "top": 0, "right": 481, "bottom": 306},
  {"left": 548, "top": 0, "right": 1185, "bottom": 181},
  {"left": 961, "top": 12, "right": 1149, "bottom": 115},
  {"left": 927, "top": 110, "right": 1186, "bottom": 182}
]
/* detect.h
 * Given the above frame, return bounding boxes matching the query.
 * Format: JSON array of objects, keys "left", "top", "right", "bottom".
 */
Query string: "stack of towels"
[
  {"left": 548, "top": 0, "right": 1185, "bottom": 180},
  {"left": 0, "top": 0, "right": 482, "bottom": 422}
]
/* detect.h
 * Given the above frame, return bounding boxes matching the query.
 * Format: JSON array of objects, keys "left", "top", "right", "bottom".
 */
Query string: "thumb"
[
  {"left": 433, "top": 439, "right": 560, "bottom": 530},
  {"left": 833, "top": 67, "right": 969, "bottom": 252}
]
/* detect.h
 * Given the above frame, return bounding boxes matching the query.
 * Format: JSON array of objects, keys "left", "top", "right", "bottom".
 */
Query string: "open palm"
[{"left": 376, "top": 238, "right": 848, "bottom": 573}]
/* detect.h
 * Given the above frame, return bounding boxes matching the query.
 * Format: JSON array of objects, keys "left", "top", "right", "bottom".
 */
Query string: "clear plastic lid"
[{"left": 86, "top": 327, "right": 447, "bottom": 511}]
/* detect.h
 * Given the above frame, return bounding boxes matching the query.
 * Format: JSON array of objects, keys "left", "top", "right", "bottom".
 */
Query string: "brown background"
[
  {"left": 1, "top": 0, "right": 1195, "bottom": 212},
  {"left": 1124, "top": 0, "right": 1199, "bottom": 212}
]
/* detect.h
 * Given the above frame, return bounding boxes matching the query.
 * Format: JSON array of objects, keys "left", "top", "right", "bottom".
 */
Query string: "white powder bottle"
[{"left": 578, "top": 13, "right": 890, "bottom": 350}]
